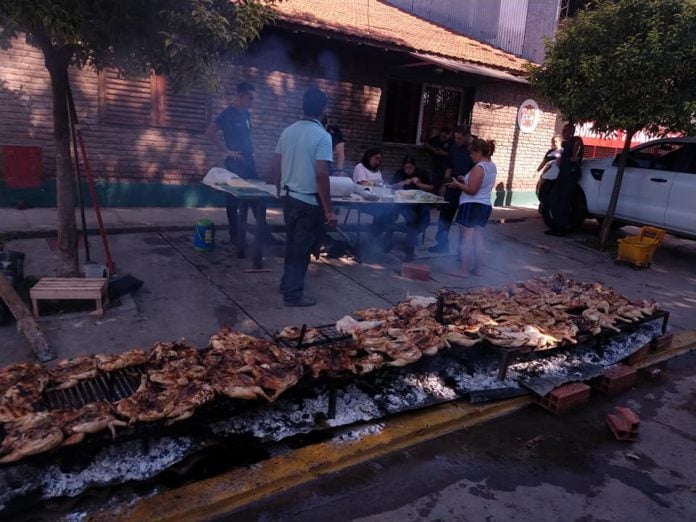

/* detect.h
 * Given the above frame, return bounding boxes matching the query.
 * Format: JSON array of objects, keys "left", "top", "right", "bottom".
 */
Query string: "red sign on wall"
[{"left": 1, "top": 145, "right": 43, "bottom": 188}]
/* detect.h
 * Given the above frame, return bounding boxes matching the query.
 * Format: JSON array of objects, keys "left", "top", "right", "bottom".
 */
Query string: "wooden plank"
[
  {"left": 0, "top": 271, "right": 55, "bottom": 362},
  {"left": 31, "top": 289, "right": 103, "bottom": 297}
]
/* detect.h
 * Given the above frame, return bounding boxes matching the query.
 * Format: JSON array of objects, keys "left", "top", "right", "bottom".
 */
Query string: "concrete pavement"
[
  {"left": 1, "top": 206, "right": 695, "bottom": 365},
  {"left": 1, "top": 205, "right": 695, "bottom": 521}
]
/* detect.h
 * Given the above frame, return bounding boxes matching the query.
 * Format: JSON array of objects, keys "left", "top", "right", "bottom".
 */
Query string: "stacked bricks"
[
  {"left": 607, "top": 407, "right": 640, "bottom": 441},
  {"left": 535, "top": 382, "right": 591, "bottom": 414},
  {"left": 591, "top": 364, "right": 637, "bottom": 396},
  {"left": 625, "top": 342, "right": 652, "bottom": 365},
  {"left": 651, "top": 332, "right": 674, "bottom": 351}
]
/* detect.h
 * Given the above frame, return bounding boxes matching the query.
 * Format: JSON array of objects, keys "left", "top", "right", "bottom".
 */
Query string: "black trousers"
[
  {"left": 280, "top": 196, "right": 323, "bottom": 302},
  {"left": 385, "top": 205, "right": 431, "bottom": 255},
  {"left": 549, "top": 165, "right": 580, "bottom": 231},
  {"left": 434, "top": 188, "right": 460, "bottom": 247},
  {"left": 224, "top": 157, "right": 259, "bottom": 240}
]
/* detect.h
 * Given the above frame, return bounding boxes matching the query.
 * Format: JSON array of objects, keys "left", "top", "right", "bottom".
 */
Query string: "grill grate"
[
  {"left": 40, "top": 366, "right": 145, "bottom": 411},
  {"left": 274, "top": 324, "right": 353, "bottom": 349}
]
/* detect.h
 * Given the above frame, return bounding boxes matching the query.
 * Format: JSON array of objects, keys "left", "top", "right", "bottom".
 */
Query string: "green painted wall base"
[
  {"left": 0, "top": 180, "right": 538, "bottom": 209},
  {"left": 0, "top": 180, "right": 227, "bottom": 208}
]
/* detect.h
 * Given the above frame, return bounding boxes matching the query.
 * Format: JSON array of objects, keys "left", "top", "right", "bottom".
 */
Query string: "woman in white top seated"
[
  {"left": 351, "top": 147, "right": 395, "bottom": 237},
  {"left": 352, "top": 148, "right": 385, "bottom": 185},
  {"left": 444, "top": 138, "right": 497, "bottom": 277}
]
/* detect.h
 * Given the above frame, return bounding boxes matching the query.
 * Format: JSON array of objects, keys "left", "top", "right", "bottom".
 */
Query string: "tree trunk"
[
  {"left": 46, "top": 50, "right": 79, "bottom": 276},
  {"left": 598, "top": 128, "right": 636, "bottom": 248}
]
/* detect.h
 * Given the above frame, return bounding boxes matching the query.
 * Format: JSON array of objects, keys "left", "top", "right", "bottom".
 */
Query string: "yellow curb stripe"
[{"left": 95, "top": 331, "right": 696, "bottom": 522}]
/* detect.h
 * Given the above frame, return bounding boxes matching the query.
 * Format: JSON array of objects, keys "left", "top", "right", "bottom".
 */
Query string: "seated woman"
[
  {"left": 352, "top": 148, "right": 393, "bottom": 237},
  {"left": 386, "top": 154, "right": 434, "bottom": 261},
  {"left": 352, "top": 148, "right": 385, "bottom": 185}
]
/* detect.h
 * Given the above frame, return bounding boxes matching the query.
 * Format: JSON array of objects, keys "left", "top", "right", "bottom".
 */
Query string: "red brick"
[
  {"left": 591, "top": 364, "right": 637, "bottom": 395},
  {"left": 652, "top": 332, "right": 673, "bottom": 351},
  {"left": 606, "top": 406, "right": 640, "bottom": 441},
  {"left": 625, "top": 343, "right": 651, "bottom": 365},
  {"left": 535, "top": 382, "right": 591, "bottom": 414}
]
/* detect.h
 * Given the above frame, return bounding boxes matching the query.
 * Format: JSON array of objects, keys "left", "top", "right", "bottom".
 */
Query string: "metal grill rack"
[
  {"left": 40, "top": 366, "right": 146, "bottom": 411},
  {"left": 490, "top": 310, "right": 670, "bottom": 379},
  {"left": 273, "top": 323, "right": 353, "bottom": 349}
]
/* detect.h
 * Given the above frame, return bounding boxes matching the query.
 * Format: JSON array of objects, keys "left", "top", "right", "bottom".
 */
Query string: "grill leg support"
[
  {"left": 497, "top": 351, "right": 513, "bottom": 380},
  {"left": 327, "top": 383, "right": 337, "bottom": 419}
]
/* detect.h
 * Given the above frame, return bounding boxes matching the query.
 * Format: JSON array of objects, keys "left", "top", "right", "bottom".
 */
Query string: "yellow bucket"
[{"left": 616, "top": 226, "right": 665, "bottom": 268}]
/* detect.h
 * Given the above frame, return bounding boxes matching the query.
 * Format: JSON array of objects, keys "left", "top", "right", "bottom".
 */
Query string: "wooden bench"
[{"left": 30, "top": 278, "right": 108, "bottom": 317}]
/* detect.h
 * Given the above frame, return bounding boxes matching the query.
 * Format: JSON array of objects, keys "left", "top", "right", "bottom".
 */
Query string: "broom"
[{"left": 67, "top": 82, "right": 143, "bottom": 301}]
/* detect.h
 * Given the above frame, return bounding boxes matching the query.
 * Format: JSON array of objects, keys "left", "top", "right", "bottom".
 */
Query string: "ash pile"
[{"left": 0, "top": 275, "right": 668, "bottom": 511}]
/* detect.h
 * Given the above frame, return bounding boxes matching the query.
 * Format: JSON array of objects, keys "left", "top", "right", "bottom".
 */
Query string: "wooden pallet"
[{"left": 30, "top": 278, "right": 108, "bottom": 317}]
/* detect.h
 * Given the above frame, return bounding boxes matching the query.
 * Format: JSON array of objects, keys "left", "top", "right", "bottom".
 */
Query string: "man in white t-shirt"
[{"left": 271, "top": 87, "right": 338, "bottom": 307}]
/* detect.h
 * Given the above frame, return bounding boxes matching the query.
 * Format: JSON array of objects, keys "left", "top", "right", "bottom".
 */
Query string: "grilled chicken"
[
  {"left": 48, "top": 355, "right": 98, "bottom": 390},
  {"left": 0, "top": 412, "right": 64, "bottom": 463},
  {"left": 0, "top": 363, "right": 49, "bottom": 423},
  {"left": 208, "top": 368, "right": 270, "bottom": 401},
  {"left": 116, "top": 375, "right": 178, "bottom": 423},
  {"left": 274, "top": 326, "right": 323, "bottom": 345},
  {"left": 167, "top": 381, "right": 216, "bottom": 423},
  {"left": 95, "top": 349, "right": 148, "bottom": 372},
  {"left": 59, "top": 402, "right": 127, "bottom": 445}
]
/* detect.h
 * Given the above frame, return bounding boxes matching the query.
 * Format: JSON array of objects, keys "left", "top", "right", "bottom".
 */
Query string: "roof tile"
[{"left": 273, "top": 0, "right": 529, "bottom": 74}]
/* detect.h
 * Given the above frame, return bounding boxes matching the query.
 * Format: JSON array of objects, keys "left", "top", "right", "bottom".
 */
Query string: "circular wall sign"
[{"left": 517, "top": 99, "right": 540, "bottom": 133}]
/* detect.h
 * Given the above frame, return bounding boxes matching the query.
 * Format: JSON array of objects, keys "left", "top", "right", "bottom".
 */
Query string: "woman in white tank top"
[{"left": 444, "top": 138, "right": 497, "bottom": 277}]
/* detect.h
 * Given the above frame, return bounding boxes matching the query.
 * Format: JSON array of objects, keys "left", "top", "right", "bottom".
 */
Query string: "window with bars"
[
  {"left": 383, "top": 79, "right": 473, "bottom": 144},
  {"left": 98, "top": 70, "right": 210, "bottom": 131}
]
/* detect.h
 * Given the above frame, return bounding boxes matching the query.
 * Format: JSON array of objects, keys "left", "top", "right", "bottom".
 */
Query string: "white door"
[
  {"left": 597, "top": 142, "right": 684, "bottom": 226},
  {"left": 664, "top": 144, "right": 696, "bottom": 235}
]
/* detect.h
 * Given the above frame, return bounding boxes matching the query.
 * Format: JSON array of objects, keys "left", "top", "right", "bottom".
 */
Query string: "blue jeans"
[{"left": 280, "top": 196, "right": 323, "bottom": 302}]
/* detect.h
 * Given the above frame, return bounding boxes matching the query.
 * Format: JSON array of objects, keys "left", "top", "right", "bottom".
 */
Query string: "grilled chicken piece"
[
  {"left": 148, "top": 358, "right": 207, "bottom": 387},
  {"left": 167, "top": 381, "right": 216, "bottom": 423},
  {"left": 0, "top": 412, "right": 64, "bottom": 463},
  {"left": 48, "top": 355, "right": 99, "bottom": 390},
  {"left": 0, "top": 362, "right": 49, "bottom": 394},
  {"left": 208, "top": 368, "right": 270, "bottom": 401},
  {"left": 384, "top": 341, "right": 423, "bottom": 367},
  {"left": 148, "top": 341, "right": 200, "bottom": 366},
  {"left": 59, "top": 402, "right": 127, "bottom": 445},
  {"left": 95, "top": 349, "right": 148, "bottom": 372},
  {"left": 249, "top": 363, "right": 303, "bottom": 401},
  {"left": 443, "top": 331, "right": 482, "bottom": 347},
  {"left": 0, "top": 403, "right": 35, "bottom": 424},
  {"left": 274, "top": 326, "right": 323, "bottom": 345},
  {"left": 299, "top": 346, "right": 357, "bottom": 378},
  {"left": 353, "top": 352, "right": 385, "bottom": 375},
  {"left": 1, "top": 363, "right": 49, "bottom": 423},
  {"left": 209, "top": 329, "right": 259, "bottom": 352},
  {"left": 116, "top": 375, "right": 178, "bottom": 423},
  {"left": 353, "top": 307, "right": 393, "bottom": 321}
]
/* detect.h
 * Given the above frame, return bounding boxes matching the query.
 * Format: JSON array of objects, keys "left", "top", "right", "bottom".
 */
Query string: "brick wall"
[
  {"left": 471, "top": 83, "right": 559, "bottom": 195},
  {"left": 0, "top": 31, "right": 558, "bottom": 205}
]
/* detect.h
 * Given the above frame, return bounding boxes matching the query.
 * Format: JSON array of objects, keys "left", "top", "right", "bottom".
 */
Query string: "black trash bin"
[
  {"left": 0, "top": 250, "right": 25, "bottom": 285},
  {"left": 0, "top": 250, "right": 25, "bottom": 325}
]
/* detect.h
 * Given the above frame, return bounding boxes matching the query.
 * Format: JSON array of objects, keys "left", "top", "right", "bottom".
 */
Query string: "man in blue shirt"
[
  {"left": 207, "top": 82, "right": 280, "bottom": 244},
  {"left": 429, "top": 125, "right": 474, "bottom": 253},
  {"left": 271, "top": 87, "right": 337, "bottom": 307}
]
